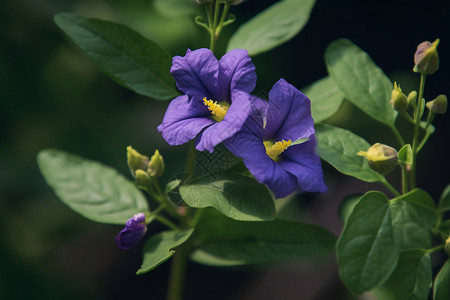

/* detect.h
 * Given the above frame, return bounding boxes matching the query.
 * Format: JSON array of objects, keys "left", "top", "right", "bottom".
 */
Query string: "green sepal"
[{"left": 398, "top": 144, "right": 413, "bottom": 165}]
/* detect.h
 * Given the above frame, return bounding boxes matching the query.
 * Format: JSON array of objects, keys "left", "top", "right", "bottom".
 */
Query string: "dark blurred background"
[{"left": 1, "top": 0, "right": 449, "bottom": 299}]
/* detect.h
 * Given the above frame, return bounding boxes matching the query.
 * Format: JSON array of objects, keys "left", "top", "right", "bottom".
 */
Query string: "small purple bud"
[{"left": 115, "top": 213, "right": 147, "bottom": 250}]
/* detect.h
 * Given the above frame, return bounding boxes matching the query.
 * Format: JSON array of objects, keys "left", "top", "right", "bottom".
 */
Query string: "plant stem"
[
  {"left": 153, "top": 215, "right": 179, "bottom": 230},
  {"left": 410, "top": 74, "right": 427, "bottom": 189},
  {"left": 400, "top": 164, "right": 408, "bottom": 195},
  {"left": 166, "top": 241, "right": 190, "bottom": 300},
  {"left": 381, "top": 178, "right": 401, "bottom": 197},
  {"left": 392, "top": 126, "right": 405, "bottom": 146},
  {"left": 184, "top": 141, "right": 197, "bottom": 182},
  {"left": 426, "top": 244, "right": 444, "bottom": 254}
]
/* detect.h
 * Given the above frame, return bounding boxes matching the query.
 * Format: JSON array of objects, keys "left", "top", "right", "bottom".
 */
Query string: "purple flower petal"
[
  {"left": 264, "top": 79, "right": 315, "bottom": 141},
  {"left": 196, "top": 91, "right": 253, "bottom": 152},
  {"left": 225, "top": 126, "right": 298, "bottom": 198},
  {"left": 280, "top": 135, "right": 327, "bottom": 193},
  {"left": 115, "top": 213, "right": 147, "bottom": 250},
  {"left": 171, "top": 48, "right": 220, "bottom": 100},
  {"left": 218, "top": 49, "right": 257, "bottom": 100},
  {"left": 158, "top": 95, "right": 214, "bottom": 146}
]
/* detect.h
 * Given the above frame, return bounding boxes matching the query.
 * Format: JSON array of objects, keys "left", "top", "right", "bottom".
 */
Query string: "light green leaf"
[
  {"left": 54, "top": 13, "right": 178, "bottom": 100},
  {"left": 433, "top": 259, "right": 450, "bottom": 300},
  {"left": 179, "top": 172, "right": 275, "bottom": 221},
  {"left": 315, "top": 124, "right": 383, "bottom": 182},
  {"left": 191, "top": 209, "right": 336, "bottom": 266},
  {"left": 37, "top": 149, "right": 149, "bottom": 225},
  {"left": 227, "top": 0, "right": 316, "bottom": 56},
  {"left": 325, "top": 39, "right": 396, "bottom": 127},
  {"left": 398, "top": 144, "right": 413, "bottom": 165},
  {"left": 337, "top": 191, "right": 398, "bottom": 294},
  {"left": 439, "top": 184, "right": 450, "bottom": 212},
  {"left": 137, "top": 229, "right": 194, "bottom": 275},
  {"left": 384, "top": 249, "right": 432, "bottom": 300},
  {"left": 302, "top": 76, "right": 345, "bottom": 123}
]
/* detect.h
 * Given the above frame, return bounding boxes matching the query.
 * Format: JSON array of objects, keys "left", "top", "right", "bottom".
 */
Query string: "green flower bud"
[
  {"left": 426, "top": 95, "right": 447, "bottom": 114},
  {"left": 446, "top": 236, "right": 450, "bottom": 257},
  {"left": 390, "top": 82, "right": 408, "bottom": 111},
  {"left": 127, "top": 146, "right": 149, "bottom": 178},
  {"left": 135, "top": 169, "right": 152, "bottom": 187},
  {"left": 414, "top": 39, "right": 440, "bottom": 75},
  {"left": 357, "top": 143, "right": 398, "bottom": 175},
  {"left": 407, "top": 90, "right": 417, "bottom": 106},
  {"left": 148, "top": 150, "right": 165, "bottom": 177}
]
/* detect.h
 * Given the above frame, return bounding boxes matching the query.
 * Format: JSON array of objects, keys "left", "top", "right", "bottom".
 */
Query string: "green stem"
[
  {"left": 153, "top": 215, "right": 179, "bottom": 230},
  {"left": 400, "top": 164, "right": 408, "bottom": 195},
  {"left": 215, "top": 2, "right": 231, "bottom": 38},
  {"left": 381, "top": 178, "right": 401, "bottom": 197},
  {"left": 183, "top": 141, "right": 197, "bottom": 182},
  {"left": 391, "top": 126, "right": 405, "bottom": 146},
  {"left": 410, "top": 74, "right": 427, "bottom": 189},
  {"left": 166, "top": 241, "right": 190, "bottom": 300},
  {"left": 399, "top": 110, "right": 415, "bottom": 125},
  {"left": 426, "top": 244, "right": 444, "bottom": 254}
]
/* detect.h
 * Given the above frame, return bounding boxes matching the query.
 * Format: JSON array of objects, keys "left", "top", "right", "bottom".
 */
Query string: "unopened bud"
[
  {"left": 414, "top": 39, "right": 440, "bottom": 75},
  {"left": 445, "top": 236, "right": 450, "bottom": 257},
  {"left": 357, "top": 143, "right": 398, "bottom": 175},
  {"left": 127, "top": 146, "right": 149, "bottom": 177},
  {"left": 407, "top": 91, "right": 417, "bottom": 106},
  {"left": 148, "top": 150, "right": 165, "bottom": 177},
  {"left": 390, "top": 82, "right": 408, "bottom": 111},
  {"left": 135, "top": 169, "right": 152, "bottom": 187},
  {"left": 426, "top": 95, "right": 447, "bottom": 114}
]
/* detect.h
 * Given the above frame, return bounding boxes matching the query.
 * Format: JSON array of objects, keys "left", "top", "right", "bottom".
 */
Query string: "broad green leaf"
[
  {"left": 433, "top": 259, "right": 450, "bottom": 300},
  {"left": 439, "top": 184, "right": 450, "bottom": 212},
  {"left": 227, "top": 0, "right": 316, "bottom": 56},
  {"left": 439, "top": 220, "right": 450, "bottom": 236},
  {"left": 398, "top": 144, "right": 413, "bottom": 165},
  {"left": 37, "top": 149, "right": 149, "bottom": 225},
  {"left": 54, "top": 13, "right": 178, "bottom": 100},
  {"left": 337, "top": 191, "right": 398, "bottom": 294},
  {"left": 315, "top": 124, "right": 383, "bottom": 182},
  {"left": 137, "top": 229, "right": 194, "bottom": 275},
  {"left": 325, "top": 39, "right": 396, "bottom": 127},
  {"left": 191, "top": 209, "right": 336, "bottom": 266},
  {"left": 179, "top": 172, "right": 275, "bottom": 221},
  {"left": 390, "top": 189, "right": 436, "bottom": 250},
  {"left": 384, "top": 249, "right": 432, "bottom": 300},
  {"left": 302, "top": 76, "right": 345, "bottom": 123}
]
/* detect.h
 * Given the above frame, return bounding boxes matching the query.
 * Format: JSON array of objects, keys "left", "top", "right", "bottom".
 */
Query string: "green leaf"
[
  {"left": 227, "top": 0, "right": 316, "bottom": 56},
  {"left": 37, "top": 149, "right": 149, "bottom": 225},
  {"left": 153, "top": 0, "right": 197, "bottom": 17},
  {"left": 191, "top": 209, "right": 336, "bottom": 266},
  {"left": 439, "top": 184, "right": 450, "bottom": 212},
  {"left": 325, "top": 39, "right": 396, "bottom": 127},
  {"left": 315, "top": 124, "right": 383, "bottom": 182},
  {"left": 433, "top": 259, "right": 450, "bottom": 300},
  {"left": 54, "top": 13, "right": 178, "bottom": 100},
  {"left": 338, "top": 194, "right": 363, "bottom": 224},
  {"left": 398, "top": 144, "right": 413, "bottom": 165},
  {"left": 179, "top": 172, "right": 275, "bottom": 221},
  {"left": 337, "top": 191, "right": 398, "bottom": 294},
  {"left": 384, "top": 249, "right": 432, "bottom": 300},
  {"left": 438, "top": 220, "right": 450, "bottom": 236},
  {"left": 137, "top": 229, "right": 194, "bottom": 275},
  {"left": 302, "top": 76, "right": 345, "bottom": 123}
]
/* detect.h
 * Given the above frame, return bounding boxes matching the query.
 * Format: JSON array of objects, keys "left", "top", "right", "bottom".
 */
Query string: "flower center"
[
  {"left": 264, "top": 139, "right": 292, "bottom": 161},
  {"left": 203, "top": 97, "right": 229, "bottom": 122}
]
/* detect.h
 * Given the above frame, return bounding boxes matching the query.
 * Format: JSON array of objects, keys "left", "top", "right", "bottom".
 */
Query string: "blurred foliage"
[{"left": 1, "top": 0, "right": 449, "bottom": 299}]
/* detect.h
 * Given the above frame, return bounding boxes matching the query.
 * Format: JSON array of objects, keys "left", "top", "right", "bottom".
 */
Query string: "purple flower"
[
  {"left": 115, "top": 213, "right": 147, "bottom": 250},
  {"left": 157, "top": 48, "right": 257, "bottom": 153},
  {"left": 225, "top": 79, "right": 327, "bottom": 198}
]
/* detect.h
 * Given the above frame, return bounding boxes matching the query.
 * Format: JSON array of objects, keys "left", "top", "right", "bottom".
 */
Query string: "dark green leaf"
[
  {"left": 398, "top": 144, "right": 413, "bottom": 165},
  {"left": 37, "top": 149, "right": 149, "bottom": 225},
  {"left": 137, "top": 229, "right": 194, "bottom": 275},
  {"left": 384, "top": 249, "right": 432, "bottom": 300},
  {"left": 179, "top": 172, "right": 275, "bottom": 221},
  {"left": 191, "top": 209, "right": 336, "bottom": 266},
  {"left": 227, "top": 0, "right": 316, "bottom": 56},
  {"left": 337, "top": 191, "right": 398, "bottom": 294},
  {"left": 439, "top": 220, "right": 450, "bottom": 236},
  {"left": 325, "top": 39, "right": 396, "bottom": 127},
  {"left": 315, "top": 124, "right": 383, "bottom": 182},
  {"left": 439, "top": 184, "right": 450, "bottom": 212},
  {"left": 54, "top": 13, "right": 178, "bottom": 100},
  {"left": 302, "top": 76, "right": 345, "bottom": 123},
  {"left": 433, "top": 259, "right": 450, "bottom": 300}
]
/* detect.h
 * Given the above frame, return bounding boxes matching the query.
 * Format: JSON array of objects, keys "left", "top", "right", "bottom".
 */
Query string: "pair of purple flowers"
[
  {"left": 115, "top": 48, "right": 327, "bottom": 250},
  {"left": 158, "top": 48, "right": 327, "bottom": 198}
]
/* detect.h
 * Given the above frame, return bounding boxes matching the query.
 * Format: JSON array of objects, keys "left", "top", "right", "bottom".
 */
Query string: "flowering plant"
[{"left": 36, "top": 1, "right": 449, "bottom": 299}]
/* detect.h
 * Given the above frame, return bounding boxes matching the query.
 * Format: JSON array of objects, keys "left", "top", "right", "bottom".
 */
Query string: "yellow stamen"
[
  {"left": 203, "top": 97, "right": 229, "bottom": 122},
  {"left": 264, "top": 139, "right": 292, "bottom": 161}
]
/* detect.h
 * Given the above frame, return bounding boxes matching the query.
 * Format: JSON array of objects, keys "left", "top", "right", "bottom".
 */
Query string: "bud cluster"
[{"left": 127, "top": 146, "right": 165, "bottom": 186}]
